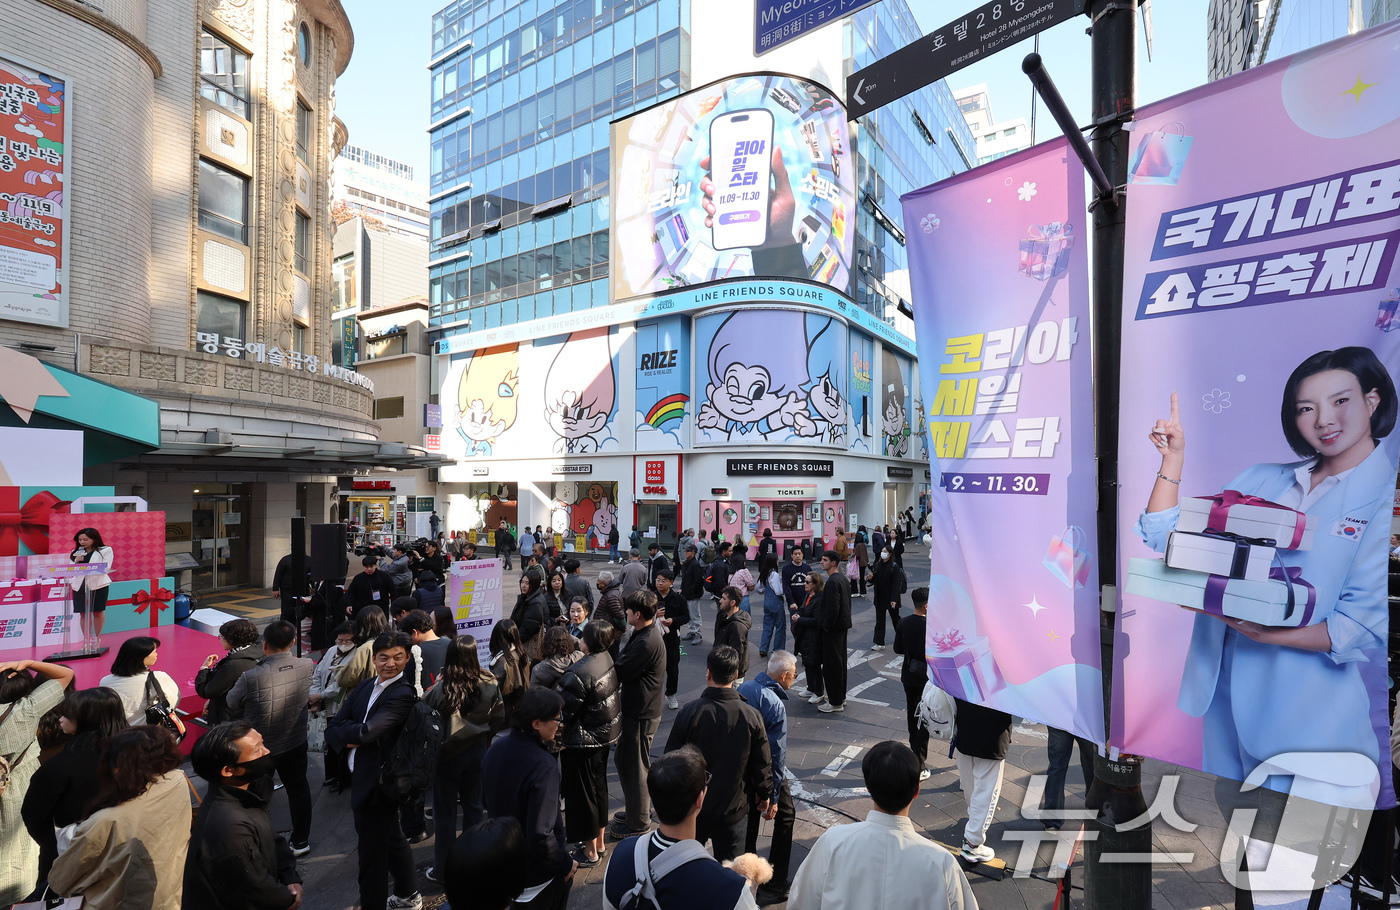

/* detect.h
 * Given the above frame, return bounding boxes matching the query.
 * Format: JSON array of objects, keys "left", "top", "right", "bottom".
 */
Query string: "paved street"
[{"left": 203, "top": 546, "right": 1245, "bottom": 910}]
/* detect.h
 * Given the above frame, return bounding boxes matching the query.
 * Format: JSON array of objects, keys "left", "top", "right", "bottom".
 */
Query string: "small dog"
[{"left": 723, "top": 853, "right": 774, "bottom": 893}]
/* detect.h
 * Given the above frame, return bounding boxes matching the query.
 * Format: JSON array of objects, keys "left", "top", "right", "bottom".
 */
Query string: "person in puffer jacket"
[
  {"left": 714, "top": 586, "right": 754, "bottom": 684},
  {"left": 557, "top": 621, "right": 622, "bottom": 868},
  {"left": 592, "top": 570, "right": 627, "bottom": 658}
]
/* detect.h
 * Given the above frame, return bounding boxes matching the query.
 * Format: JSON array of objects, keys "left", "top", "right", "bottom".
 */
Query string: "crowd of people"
[{"left": 0, "top": 519, "right": 1071, "bottom": 910}]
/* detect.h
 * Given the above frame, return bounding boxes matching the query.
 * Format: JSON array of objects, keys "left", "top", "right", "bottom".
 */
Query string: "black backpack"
[
  {"left": 705, "top": 559, "right": 730, "bottom": 597},
  {"left": 378, "top": 700, "right": 446, "bottom": 803}
]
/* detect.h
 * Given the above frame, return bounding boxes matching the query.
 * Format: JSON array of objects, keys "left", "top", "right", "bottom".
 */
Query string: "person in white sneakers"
[
  {"left": 788, "top": 741, "right": 977, "bottom": 910},
  {"left": 953, "top": 698, "right": 1013, "bottom": 863}
]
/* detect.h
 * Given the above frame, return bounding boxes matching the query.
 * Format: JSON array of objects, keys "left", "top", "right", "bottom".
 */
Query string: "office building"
[
  {"left": 0, "top": 0, "right": 442, "bottom": 590},
  {"left": 424, "top": 0, "right": 971, "bottom": 552},
  {"left": 953, "top": 84, "right": 1033, "bottom": 165},
  {"left": 1208, "top": 0, "right": 1400, "bottom": 79},
  {"left": 333, "top": 144, "right": 432, "bottom": 238}
]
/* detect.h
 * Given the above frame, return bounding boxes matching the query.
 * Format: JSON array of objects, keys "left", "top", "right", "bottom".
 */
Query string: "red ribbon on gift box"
[
  {"left": 111, "top": 580, "right": 174, "bottom": 628},
  {"left": 1197, "top": 490, "right": 1308, "bottom": 550},
  {"left": 0, "top": 490, "right": 70, "bottom": 557}
]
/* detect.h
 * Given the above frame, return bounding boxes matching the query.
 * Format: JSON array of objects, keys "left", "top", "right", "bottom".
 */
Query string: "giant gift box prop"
[
  {"left": 103, "top": 577, "right": 176, "bottom": 634},
  {"left": 1126, "top": 558, "right": 1317, "bottom": 627},
  {"left": 928, "top": 629, "right": 1006, "bottom": 702},
  {"left": 1177, "top": 491, "right": 1315, "bottom": 550},
  {"left": 0, "top": 486, "right": 115, "bottom": 556},
  {"left": 1164, "top": 530, "right": 1275, "bottom": 582}
]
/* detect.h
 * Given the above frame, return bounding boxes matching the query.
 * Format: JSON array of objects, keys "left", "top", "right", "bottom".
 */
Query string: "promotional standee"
[
  {"left": 1114, "top": 20, "right": 1400, "bottom": 810},
  {"left": 448, "top": 558, "right": 505, "bottom": 665},
  {"left": 902, "top": 138, "right": 1103, "bottom": 743},
  {"left": 610, "top": 73, "right": 856, "bottom": 300}
]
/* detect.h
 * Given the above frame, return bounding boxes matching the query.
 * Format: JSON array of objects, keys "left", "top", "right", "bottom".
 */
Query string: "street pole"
[{"left": 1083, "top": 1, "right": 1152, "bottom": 908}]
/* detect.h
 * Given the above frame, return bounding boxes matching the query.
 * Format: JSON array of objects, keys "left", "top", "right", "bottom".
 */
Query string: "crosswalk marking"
[{"left": 821, "top": 744, "right": 864, "bottom": 777}]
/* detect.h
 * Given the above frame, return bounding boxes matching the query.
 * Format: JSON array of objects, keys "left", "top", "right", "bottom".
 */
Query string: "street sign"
[
  {"left": 755, "top": 0, "right": 880, "bottom": 56},
  {"left": 845, "top": 0, "right": 1085, "bottom": 119}
]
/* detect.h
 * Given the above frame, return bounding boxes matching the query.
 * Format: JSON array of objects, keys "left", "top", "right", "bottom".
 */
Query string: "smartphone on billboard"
[{"left": 709, "top": 109, "right": 774, "bottom": 251}]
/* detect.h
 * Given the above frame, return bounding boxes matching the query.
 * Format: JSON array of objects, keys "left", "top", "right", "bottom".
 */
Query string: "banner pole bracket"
[{"left": 1022, "top": 53, "right": 1117, "bottom": 204}]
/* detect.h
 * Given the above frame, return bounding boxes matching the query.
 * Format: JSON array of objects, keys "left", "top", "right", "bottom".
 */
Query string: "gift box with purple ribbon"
[
  {"left": 927, "top": 629, "right": 1006, "bottom": 702},
  {"left": 1126, "top": 557, "right": 1318, "bottom": 627},
  {"left": 1377, "top": 289, "right": 1400, "bottom": 333},
  {"left": 1018, "top": 222, "right": 1074, "bottom": 281},
  {"left": 1178, "top": 490, "right": 1315, "bottom": 550}
]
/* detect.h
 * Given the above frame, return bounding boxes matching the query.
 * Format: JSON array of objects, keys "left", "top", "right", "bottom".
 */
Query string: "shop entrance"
[
  {"left": 191, "top": 484, "right": 251, "bottom": 591},
  {"left": 637, "top": 502, "right": 678, "bottom": 553}
]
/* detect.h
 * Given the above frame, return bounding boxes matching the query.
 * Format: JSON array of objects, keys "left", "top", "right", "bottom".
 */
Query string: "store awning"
[
  {"left": 0, "top": 351, "right": 161, "bottom": 464},
  {"left": 132, "top": 427, "right": 453, "bottom": 475}
]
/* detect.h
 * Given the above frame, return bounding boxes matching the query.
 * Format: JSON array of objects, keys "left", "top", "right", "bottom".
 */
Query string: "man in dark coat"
[
  {"left": 653, "top": 569, "right": 690, "bottom": 710},
  {"left": 325, "top": 632, "right": 421, "bottom": 910},
  {"left": 482, "top": 687, "right": 577, "bottom": 908},
  {"left": 663, "top": 646, "right": 772, "bottom": 862},
  {"left": 495, "top": 519, "right": 516, "bottom": 569},
  {"left": 892, "top": 586, "right": 930, "bottom": 770},
  {"left": 185, "top": 721, "right": 303, "bottom": 910},
  {"left": 609, "top": 590, "right": 667, "bottom": 840},
  {"left": 346, "top": 555, "right": 395, "bottom": 616},
  {"left": 564, "top": 558, "right": 594, "bottom": 611},
  {"left": 714, "top": 585, "right": 753, "bottom": 684},
  {"left": 646, "top": 542, "right": 671, "bottom": 593},
  {"left": 817, "top": 550, "right": 851, "bottom": 713}
]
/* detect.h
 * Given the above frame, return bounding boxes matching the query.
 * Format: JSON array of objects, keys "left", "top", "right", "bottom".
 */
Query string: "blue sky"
[{"left": 334, "top": 0, "right": 1209, "bottom": 182}]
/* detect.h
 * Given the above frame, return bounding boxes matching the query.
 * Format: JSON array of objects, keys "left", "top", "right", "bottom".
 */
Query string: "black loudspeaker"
[{"left": 310, "top": 523, "right": 348, "bottom": 581}]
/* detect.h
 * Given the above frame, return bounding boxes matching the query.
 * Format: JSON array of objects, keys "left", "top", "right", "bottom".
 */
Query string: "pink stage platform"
[{"left": 0, "top": 624, "right": 224, "bottom": 753}]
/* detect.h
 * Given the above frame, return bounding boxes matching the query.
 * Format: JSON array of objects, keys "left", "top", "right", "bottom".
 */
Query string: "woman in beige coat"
[{"left": 49, "top": 726, "right": 190, "bottom": 910}]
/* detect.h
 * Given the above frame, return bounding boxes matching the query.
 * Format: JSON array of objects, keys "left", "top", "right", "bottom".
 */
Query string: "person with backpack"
[
  {"left": 324, "top": 631, "right": 423, "bottom": 910},
  {"left": 482, "top": 687, "right": 577, "bottom": 909},
  {"left": 601, "top": 745, "right": 758, "bottom": 910},
  {"left": 705, "top": 542, "right": 732, "bottom": 614},
  {"left": 629, "top": 525, "right": 643, "bottom": 551},
  {"left": 953, "top": 697, "right": 1014, "bottom": 864},
  {"left": 867, "top": 547, "right": 904, "bottom": 652},
  {"left": 892, "top": 586, "right": 930, "bottom": 776},
  {"left": 412, "top": 571, "right": 445, "bottom": 613},
  {"left": 424, "top": 635, "right": 505, "bottom": 885}
]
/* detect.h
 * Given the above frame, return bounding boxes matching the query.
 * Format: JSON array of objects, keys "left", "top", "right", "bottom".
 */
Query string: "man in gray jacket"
[{"left": 227, "top": 619, "right": 317, "bottom": 855}]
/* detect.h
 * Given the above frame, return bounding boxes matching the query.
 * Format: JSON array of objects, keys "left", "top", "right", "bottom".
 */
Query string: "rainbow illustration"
[{"left": 645, "top": 393, "right": 688, "bottom": 428}]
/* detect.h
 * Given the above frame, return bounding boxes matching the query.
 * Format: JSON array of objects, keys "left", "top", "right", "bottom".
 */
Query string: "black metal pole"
[
  {"left": 1081, "top": 1, "right": 1151, "bottom": 909},
  {"left": 290, "top": 517, "right": 306, "bottom": 658}
]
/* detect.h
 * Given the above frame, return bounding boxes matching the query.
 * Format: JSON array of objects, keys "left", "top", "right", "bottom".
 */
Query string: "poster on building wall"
[
  {"left": 903, "top": 137, "right": 1102, "bottom": 742},
  {"left": 692, "top": 306, "right": 849, "bottom": 448},
  {"left": 0, "top": 55, "right": 69, "bottom": 328},
  {"left": 635, "top": 315, "right": 691, "bottom": 450},
  {"left": 1113, "top": 20, "right": 1400, "bottom": 808},
  {"left": 439, "top": 326, "right": 622, "bottom": 463},
  {"left": 550, "top": 481, "right": 619, "bottom": 549},
  {"left": 610, "top": 72, "right": 855, "bottom": 300},
  {"left": 848, "top": 331, "right": 873, "bottom": 452},
  {"left": 448, "top": 558, "right": 504, "bottom": 665}
]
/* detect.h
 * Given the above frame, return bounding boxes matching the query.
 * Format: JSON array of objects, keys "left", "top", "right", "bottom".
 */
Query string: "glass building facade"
[{"left": 426, "top": 0, "right": 975, "bottom": 344}]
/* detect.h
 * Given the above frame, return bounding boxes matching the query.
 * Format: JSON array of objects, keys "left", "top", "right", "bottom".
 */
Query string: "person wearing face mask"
[
  {"left": 184, "top": 722, "right": 305, "bottom": 910},
  {"left": 310, "top": 621, "right": 356, "bottom": 792},
  {"left": 867, "top": 547, "right": 905, "bottom": 652}
]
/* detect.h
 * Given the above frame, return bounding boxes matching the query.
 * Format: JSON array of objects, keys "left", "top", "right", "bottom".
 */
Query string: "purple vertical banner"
[
  {"left": 902, "top": 139, "right": 1102, "bottom": 742},
  {"left": 1115, "top": 20, "right": 1400, "bottom": 810}
]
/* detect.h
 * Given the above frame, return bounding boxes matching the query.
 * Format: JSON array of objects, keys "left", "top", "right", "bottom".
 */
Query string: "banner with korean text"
[
  {"left": 902, "top": 138, "right": 1103, "bottom": 742},
  {"left": 447, "top": 558, "right": 504, "bottom": 665},
  {"left": 1114, "top": 20, "right": 1400, "bottom": 809}
]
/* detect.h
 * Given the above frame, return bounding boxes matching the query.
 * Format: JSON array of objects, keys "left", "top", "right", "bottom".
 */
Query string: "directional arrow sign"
[{"left": 844, "top": 0, "right": 1086, "bottom": 120}]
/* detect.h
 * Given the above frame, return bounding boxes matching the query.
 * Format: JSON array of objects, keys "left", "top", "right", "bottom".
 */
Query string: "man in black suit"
[{"left": 325, "top": 631, "right": 423, "bottom": 910}]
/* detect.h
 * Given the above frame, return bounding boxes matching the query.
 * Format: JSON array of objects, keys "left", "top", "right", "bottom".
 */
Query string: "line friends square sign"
[{"left": 448, "top": 558, "right": 504, "bottom": 664}]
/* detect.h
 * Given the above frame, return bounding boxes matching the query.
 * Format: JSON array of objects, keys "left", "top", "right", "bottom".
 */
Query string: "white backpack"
[{"left": 916, "top": 680, "right": 957, "bottom": 742}]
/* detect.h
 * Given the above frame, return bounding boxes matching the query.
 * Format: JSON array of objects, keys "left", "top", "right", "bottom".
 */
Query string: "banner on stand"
[
  {"left": 447, "top": 558, "right": 505, "bottom": 665},
  {"left": 902, "top": 137, "right": 1102, "bottom": 742},
  {"left": 1113, "top": 20, "right": 1400, "bottom": 809}
]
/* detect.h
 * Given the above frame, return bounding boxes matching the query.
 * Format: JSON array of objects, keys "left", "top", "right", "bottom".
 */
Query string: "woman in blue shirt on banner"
[{"left": 1137, "top": 347, "right": 1395, "bottom": 797}]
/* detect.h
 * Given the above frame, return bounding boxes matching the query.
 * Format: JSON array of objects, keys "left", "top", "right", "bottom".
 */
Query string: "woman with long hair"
[
  {"left": 433, "top": 606, "right": 457, "bottom": 639},
  {"left": 489, "top": 619, "right": 529, "bottom": 725},
  {"left": 546, "top": 571, "right": 571, "bottom": 627},
  {"left": 334, "top": 606, "right": 390, "bottom": 693},
  {"left": 756, "top": 552, "right": 786, "bottom": 658},
  {"left": 49, "top": 726, "right": 190, "bottom": 910},
  {"left": 22, "top": 688, "right": 127, "bottom": 885},
  {"left": 98, "top": 637, "right": 181, "bottom": 726},
  {"left": 424, "top": 635, "right": 505, "bottom": 885},
  {"left": 69, "top": 527, "right": 114, "bottom": 650},
  {"left": 557, "top": 621, "right": 620, "bottom": 867},
  {"left": 509, "top": 572, "right": 548, "bottom": 660},
  {"left": 0, "top": 659, "right": 75, "bottom": 904},
  {"left": 790, "top": 573, "right": 826, "bottom": 705}
]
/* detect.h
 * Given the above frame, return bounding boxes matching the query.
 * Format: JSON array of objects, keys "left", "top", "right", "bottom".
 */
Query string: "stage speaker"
[{"left": 310, "top": 523, "right": 348, "bottom": 581}]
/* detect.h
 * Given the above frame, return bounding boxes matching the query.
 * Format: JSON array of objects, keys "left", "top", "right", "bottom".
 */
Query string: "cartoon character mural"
[
  {"left": 694, "top": 308, "right": 848, "bottom": 447},
  {"left": 453, "top": 344, "right": 520, "bottom": 457},
  {"left": 848, "top": 332, "right": 874, "bottom": 453},
  {"left": 541, "top": 327, "right": 619, "bottom": 454},
  {"left": 882, "top": 348, "right": 912, "bottom": 458},
  {"left": 552, "top": 482, "right": 619, "bottom": 548}
]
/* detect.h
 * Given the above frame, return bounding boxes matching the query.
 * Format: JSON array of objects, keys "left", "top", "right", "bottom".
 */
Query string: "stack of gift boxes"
[{"left": 1126, "top": 491, "right": 1318, "bottom": 627}]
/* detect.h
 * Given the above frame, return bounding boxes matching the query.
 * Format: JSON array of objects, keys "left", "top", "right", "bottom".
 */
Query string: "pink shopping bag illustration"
[
  {"left": 1129, "top": 123, "right": 1193, "bottom": 186},
  {"left": 1043, "top": 526, "right": 1091, "bottom": 588}
]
